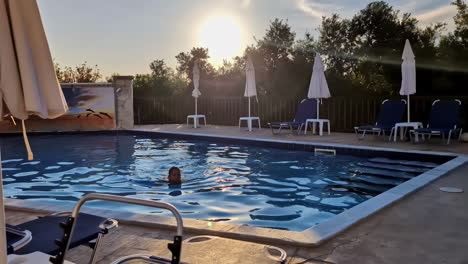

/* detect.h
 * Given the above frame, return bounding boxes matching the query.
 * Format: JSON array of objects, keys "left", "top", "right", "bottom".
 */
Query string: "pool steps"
[
  {"left": 368, "top": 157, "right": 438, "bottom": 168},
  {"left": 327, "top": 157, "right": 435, "bottom": 194},
  {"left": 349, "top": 168, "right": 414, "bottom": 179},
  {"left": 358, "top": 162, "right": 429, "bottom": 173}
]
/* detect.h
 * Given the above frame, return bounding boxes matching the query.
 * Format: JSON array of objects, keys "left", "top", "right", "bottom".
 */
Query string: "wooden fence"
[{"left": 134, "top": 96, "right": 468, "bottom": 132}]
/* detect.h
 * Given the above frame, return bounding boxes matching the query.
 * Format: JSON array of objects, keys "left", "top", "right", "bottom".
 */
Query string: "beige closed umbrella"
[
  {"left": 307, "top": 53, "right": 331, "bottom": 119},
  {"left": 399, "top": 39, "right": 416, "bottom": 122},
  {"left": 0, "top": 0, "right": 68, "bottom": 261},
  {"left": 244, "top": 56, "right": 257, "bottom": 118}
]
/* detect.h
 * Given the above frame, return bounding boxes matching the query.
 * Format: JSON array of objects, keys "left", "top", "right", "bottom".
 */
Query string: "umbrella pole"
[
  {"left": 317, "top": 99, "right": 320, "bottom": 119},
  {"left": 407, "top": 94, "right": 410, "bottom": 123},
  {"left": 21, "top": 120, "right": 34, "bottom": 161},
  {"left": 248, "top": 97, "right": 251, "bottom": 118},
  {"left": 195, "top": 98, "right": 198, "bottom": 128},
  {"left": 0, "top": 153, "right": 6, "bottom": 264}
]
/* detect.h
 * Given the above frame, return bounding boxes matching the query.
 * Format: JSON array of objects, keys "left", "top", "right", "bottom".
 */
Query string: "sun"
[{"left": 199, "top": 15, "right": 243, "bottom": 65}]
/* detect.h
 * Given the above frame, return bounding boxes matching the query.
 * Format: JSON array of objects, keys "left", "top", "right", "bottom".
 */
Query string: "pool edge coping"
[
  {"left": 3, "top": 129, "right": 468, "bottom": 247},
  {"left": 129, "top": 128, "right": 462, "bottom": 157}
]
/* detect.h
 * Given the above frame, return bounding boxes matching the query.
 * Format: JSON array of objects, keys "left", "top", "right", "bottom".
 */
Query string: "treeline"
[{"left": 58, "top": 1, "right": 468, "bottom": 99}]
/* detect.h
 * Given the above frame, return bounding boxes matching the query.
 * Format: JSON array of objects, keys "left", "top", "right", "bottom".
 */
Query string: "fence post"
[{"left": 113, "top": 76, "right": 134, "bottom": 129}]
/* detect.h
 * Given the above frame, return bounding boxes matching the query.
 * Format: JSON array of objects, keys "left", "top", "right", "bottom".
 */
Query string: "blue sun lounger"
[
  {"left": 354, "top": 99, "right": 406, "bottom": 140},
  {"left": 268, "top": 99, "right": 318, "bottom": 134},
  {"left": 6, "top": 212, "right": 117, "bottom": 263},
  {"left": 412, "top": 100, "right": 462, "bottom": 144}
]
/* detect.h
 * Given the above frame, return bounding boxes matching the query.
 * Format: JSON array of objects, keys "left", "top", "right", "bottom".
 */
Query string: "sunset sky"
[{"left": 37, "top": 0, "right": 458, "bottom": 78}]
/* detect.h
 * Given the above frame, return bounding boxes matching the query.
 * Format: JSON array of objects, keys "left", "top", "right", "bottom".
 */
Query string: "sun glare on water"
[{"left": 199, "top": 15, "right": 244, "bottom": 65}]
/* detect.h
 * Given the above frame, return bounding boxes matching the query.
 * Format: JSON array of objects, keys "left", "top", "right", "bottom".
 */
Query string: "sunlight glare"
[{"left": 199, "top": 15, "right": 243, "bottom": 65}]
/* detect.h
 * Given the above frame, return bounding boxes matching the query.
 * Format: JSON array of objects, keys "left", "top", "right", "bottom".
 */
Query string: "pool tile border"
[
  {"left": 129, "top": 129, "right": 458, "bottom": 163},
  {"left": 4, "top": 129, "right": 468, "bottom": 247}
]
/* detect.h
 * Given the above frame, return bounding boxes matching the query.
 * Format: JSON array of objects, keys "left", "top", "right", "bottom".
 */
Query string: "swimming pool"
[{"left": 0, "top": 132, "right": 449, "bottom": 231}]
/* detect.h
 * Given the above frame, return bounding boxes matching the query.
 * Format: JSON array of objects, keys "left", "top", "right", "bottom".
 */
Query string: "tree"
[
  {"left": 134, "top": 59, "right": 188, "bottom": 98},
  {"left": 317, "top": 15, "right": 355, "bottom": 75},
  {"left": 106, "top": 73, "right": 120, "bottom": 82},
  {"left": 54, "top": 61, "right": 102, "bottom": 83},
  {"left": 453, "top": 0, "right": 468, "bottom": 46},
  {"left": 175, "top": 47, "right": 217, "bottom": 95},
  {"left": 251, "top": 19, "right": 298, "bottom": 97},
  {"left": 314, "top": 1, "right": 443, "bottom": 95},
  {"left": 175, "top": 47, "right": 215, "bottom": 79},
  {"left": 213, "top": 57, "right": 246, "bottom": 96},
  {"left": 256, "top": 19, "right": 296, "bottom": 72},
  {"left": 150, "top": 59, "right": 171, "bottom": 78},
  {"left": 437, "top": 0, "right": 468, "bottom": 95}
]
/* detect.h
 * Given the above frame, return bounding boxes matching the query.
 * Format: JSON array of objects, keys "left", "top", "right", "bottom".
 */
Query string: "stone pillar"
[{"left": 113, "top": 76, "right": 134, "bottom": 129}]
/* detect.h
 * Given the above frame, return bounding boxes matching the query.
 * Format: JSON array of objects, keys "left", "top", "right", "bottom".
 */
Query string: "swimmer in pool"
[{"left": 168, "top": 167, "right": 182, "bottom": 185}]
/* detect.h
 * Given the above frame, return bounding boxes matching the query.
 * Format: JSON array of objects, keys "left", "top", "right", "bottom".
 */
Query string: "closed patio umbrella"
[
  {"left": 307, "top": 53, "right": 330, "bottom": 119},
  {"left": 244, "top": 56, "right": 257, "bottom": 118},
  {"left": 192, "top": 61, "right": 201, "bottom": 127},
  {"left": 400, "top": 39, "right": 416, "bottom": 122},
  {"left": 0, "top": 0, "right": 68, "bottom": 261}
]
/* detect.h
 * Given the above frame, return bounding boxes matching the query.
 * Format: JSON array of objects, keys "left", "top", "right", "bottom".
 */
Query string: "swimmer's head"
[{"left": 168, "top": 167, "right": 181, "bottom": 184}]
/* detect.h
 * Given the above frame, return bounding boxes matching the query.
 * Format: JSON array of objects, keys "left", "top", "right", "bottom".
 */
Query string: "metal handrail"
[{"left": 58, "top": 193, "right": 184, "bottom": 263}]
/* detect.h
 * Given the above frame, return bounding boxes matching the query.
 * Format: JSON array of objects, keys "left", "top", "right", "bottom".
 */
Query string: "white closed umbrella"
[
  {"left": 0, "top": 0, "right": 68, "bottom": 261},
  {"left": 307, "top": 53, "right": 330, "bottom": 119},
  {"left": 399, "top": 39, "right": 416, "bottom": 122},
  {"left": 192, "top": 61, "right": 201, "bottom": 127},
  {"left": 244, "top": 56, "right": 257, "bottom": 118}
]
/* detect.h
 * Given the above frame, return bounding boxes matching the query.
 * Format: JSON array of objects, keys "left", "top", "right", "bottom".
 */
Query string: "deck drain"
[{"left": 439, "top": 187, "right": 464, "bottom": 193}]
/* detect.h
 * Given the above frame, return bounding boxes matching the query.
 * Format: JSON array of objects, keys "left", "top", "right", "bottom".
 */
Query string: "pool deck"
[
  {"left": 134, "top": 124, "right": 468, "bottom": 155},
  {"left": 5, "top": 124, "right": 468, "bottom": 263}
]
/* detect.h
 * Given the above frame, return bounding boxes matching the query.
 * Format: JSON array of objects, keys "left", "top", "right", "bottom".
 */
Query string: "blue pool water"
[{"left": 0, "top": 134, "right": 372, "bottom": 231}]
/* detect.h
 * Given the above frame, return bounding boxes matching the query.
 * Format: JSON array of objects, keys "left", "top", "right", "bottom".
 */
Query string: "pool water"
[{"left": 0, "top": 134, "right": 371, "bottom": 231}]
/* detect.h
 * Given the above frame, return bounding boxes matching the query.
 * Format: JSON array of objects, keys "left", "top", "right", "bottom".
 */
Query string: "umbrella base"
[
  {"left": 187, "top": 115, "right": 206, "bottom": 128},
  {"left": 239, "top": 117, "right": 261, "bottom": 132}
]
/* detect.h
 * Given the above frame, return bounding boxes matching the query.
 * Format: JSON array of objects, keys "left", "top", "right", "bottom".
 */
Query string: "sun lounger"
[
  {"left": 412, "top": 99, "right": 462, "bottom": 144},
  {"left": 354, "top": 99, "right": 406, "bottom": 140},
  {"left": 6, "top": 212, "right": 117, "bottom": 264},
  {"left": 50, "top": 193, "right": 184, "bottom": 264},
  {"left": 268, "top": 99, "right": 317, "bottom": 134}
]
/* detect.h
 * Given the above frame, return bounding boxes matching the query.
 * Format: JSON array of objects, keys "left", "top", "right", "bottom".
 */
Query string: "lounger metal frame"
[
  {"left": 269, "top": 122, "right": 304, "bottom": 135},
  {"left": 5, "top": 226, "right": 32, "bottom": 253},
  {"left": 50, "top": 193, "right": 184, "bottom": 264}
]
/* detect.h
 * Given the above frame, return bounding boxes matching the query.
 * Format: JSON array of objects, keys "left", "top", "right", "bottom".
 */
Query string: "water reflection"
[{"left": 0, "top": 134, "right": 369, "bottom": 231}]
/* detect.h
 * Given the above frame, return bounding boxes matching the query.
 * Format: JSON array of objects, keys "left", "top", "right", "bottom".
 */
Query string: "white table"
[
  {"left": 304, "top": 119, "right": 330, "bottom": 136},
  {"left": 187, "top": 114, "right": 206, "bottom": 128},
  {"left": 393, "top": 122, "right": 423, "bottom": 142},
  {"left": 239, "top": 117, "right": 261, "bottom": 132}
]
